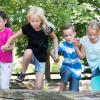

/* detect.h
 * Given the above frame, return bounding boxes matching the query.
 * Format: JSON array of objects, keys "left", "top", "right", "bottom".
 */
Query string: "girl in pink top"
[{"left": 0, "top": 11, "right": 13, "bottom": 89}]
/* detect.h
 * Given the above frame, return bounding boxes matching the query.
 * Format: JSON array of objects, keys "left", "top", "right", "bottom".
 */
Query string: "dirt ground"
[{"left": 10, "top": 79, "right": 91, "bottom": 92}]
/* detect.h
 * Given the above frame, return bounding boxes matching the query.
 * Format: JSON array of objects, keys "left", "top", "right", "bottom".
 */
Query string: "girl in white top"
[{"left": 75, "top": 19, "right": 100, "bottom": 78}]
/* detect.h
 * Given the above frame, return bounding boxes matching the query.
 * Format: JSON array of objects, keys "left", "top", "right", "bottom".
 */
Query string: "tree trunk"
[{"left": 45, "top": 52, "right": 51, "bottom": 81}]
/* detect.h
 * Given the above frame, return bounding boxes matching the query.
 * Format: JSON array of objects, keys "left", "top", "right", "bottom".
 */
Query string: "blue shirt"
[{"left": 58, "top": 41, "right": 82, "bottom": 79}]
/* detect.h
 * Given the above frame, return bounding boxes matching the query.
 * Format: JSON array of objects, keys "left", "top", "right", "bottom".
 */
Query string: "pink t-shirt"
[{"left": 0, "top": 27, "right": 13, "bottom": 62}]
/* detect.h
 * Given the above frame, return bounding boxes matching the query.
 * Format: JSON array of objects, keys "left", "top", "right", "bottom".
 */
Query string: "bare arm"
[
  {"left": 2, "top": 29, "right": 23, "bottom": 51},
  {"left": 5, "top": 29, "right": 23, "bottom": 45},
  {"left": 75, "top": 44, "right": 86, "bottom": 59},
  {"left": 50, "top": 31, "right": 58, "bottom": 60}
]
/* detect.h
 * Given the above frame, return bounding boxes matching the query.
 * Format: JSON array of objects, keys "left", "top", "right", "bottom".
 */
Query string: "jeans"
[
  {"left": 60, "top": 67, "right": 79, "bottom": 91},
  {"left": 91, "top": 67, "right": 100, "bottom": 78}
]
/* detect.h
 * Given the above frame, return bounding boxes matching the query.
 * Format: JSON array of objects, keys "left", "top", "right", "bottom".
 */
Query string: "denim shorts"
[
  {"left": 60, "top": 66, "right": 79, "bottom": 91},
  {"left": 31, "top": 54, "right": 46, "bottom": 74},
  {"left": 91, "top": 67, "right": 100, "bottom": 78}
]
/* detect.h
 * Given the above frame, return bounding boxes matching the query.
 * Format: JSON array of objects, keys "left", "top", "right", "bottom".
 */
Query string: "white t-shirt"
[{"left": 80, "top": 36, "right": 100, "bottom": 71}]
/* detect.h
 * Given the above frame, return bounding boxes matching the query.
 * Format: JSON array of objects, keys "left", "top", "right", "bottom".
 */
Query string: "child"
[
  {"left": 0, "top": 11, "right": 13, "bottom": 89},
  {"left": 51, "top": 23, "right": 82, "bottom": 91},
  {"left": 4, "top": 6, "right": 58, "bottom": 90},
  {"left": 75, "top": 19, "right": 100, "bottom": 92}
]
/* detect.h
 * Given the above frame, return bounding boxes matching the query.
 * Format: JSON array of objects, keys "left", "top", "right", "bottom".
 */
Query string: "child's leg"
[
  {"left": 59, "top": 82, "right": 67, "bottom": 91},
  {"left": 34, "top": 58, "right": 46, "bottom": 90},
  {"left": 35, "top": 72, "right": 44, "bottom": 89},
  {"left": 69, "top": 77, "right": 79, "bottom": 91},
  {"left": 16, "top": 49, "right": 32, "bottom": 82},
  {"left": 21, "top": 49, "right": 33, "bottom": 74},
  {"left": 59, "top": 67, "right": 71, "bottom": 91},
  {"left": 0, "top": 62, "right": 12, "bottom": 89}
]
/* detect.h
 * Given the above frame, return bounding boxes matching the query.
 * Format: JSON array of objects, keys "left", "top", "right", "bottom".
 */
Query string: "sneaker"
[{"left": 15, "top": 72, "right": 25, "bottom": 83}]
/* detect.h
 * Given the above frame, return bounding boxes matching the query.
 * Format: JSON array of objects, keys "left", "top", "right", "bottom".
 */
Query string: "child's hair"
[
  {"left": 61, "top": 23, "right": 75, "bottom": 35},
  {"left": 87, "top": 19, "right": 100, "bottom": 33},
  {"left": 26, "top": 6, "right": 55, "bottom": 35},
  {"left": 0, "top": 10, "right": 10, "bottom": 27}
]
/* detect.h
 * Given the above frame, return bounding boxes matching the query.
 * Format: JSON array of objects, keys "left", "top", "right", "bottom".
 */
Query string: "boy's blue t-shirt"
[{"left": 58, "top": 41, "right": 82, "bottom": 79}]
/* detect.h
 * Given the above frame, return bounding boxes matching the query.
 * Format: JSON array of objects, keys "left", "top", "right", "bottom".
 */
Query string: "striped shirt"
[{"left": 58, "top": 41, "right": 82, "bottom": 79}]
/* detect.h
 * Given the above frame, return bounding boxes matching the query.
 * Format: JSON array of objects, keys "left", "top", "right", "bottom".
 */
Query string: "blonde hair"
[
  {"left": 26, "top": 6, "right": 55, "bottom": 35},
  {"left": 87, "top": 19, "right": 100, "bottom": 33}
]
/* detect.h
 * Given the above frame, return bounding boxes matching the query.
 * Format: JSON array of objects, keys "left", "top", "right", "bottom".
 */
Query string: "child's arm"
[
  {"left": 4, "top": 29, "right": 23, "bottom": 48},
  {"left": 1, "top": 45, "right": 13, "bottom": 51},
  {"left": 50, "top": 31, "right": 58, "bottom": 60},
  {"left": 74, "top": 37, "right": 86, "bottom": 59},
  {"left": 75, "top": 44, "right": 86, "bottom": 59},
  {"left": 50, "top": 49, "right": 59, "bottom": 63}
]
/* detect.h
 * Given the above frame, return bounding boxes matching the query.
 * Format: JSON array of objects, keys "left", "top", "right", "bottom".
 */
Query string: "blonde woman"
[{"left": 4, "top": 6, "right": 58, "bottom": 90}]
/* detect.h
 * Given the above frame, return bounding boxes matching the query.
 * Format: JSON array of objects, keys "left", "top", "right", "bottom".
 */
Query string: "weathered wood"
[{"left": 0, "top": 90, "right": 100, "bottom": 100}]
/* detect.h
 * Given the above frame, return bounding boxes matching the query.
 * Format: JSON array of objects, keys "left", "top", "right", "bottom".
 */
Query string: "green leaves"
[{"left": 1, "top": 0, "right": 99, "bottom": 56}]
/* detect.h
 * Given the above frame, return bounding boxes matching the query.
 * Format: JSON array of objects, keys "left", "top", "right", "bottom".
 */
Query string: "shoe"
[{"left": 15, "top": 72, "right": 25, "bottom": 83}]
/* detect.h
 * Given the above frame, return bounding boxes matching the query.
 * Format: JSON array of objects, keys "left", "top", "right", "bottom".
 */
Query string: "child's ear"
[{"left": 4, "top": 19, "right": 7, "bottom": 25}]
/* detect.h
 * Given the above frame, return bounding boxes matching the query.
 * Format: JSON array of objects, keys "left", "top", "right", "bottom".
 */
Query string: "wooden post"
[{"left": 45, "top": 52, "right": 51, "bottom": 81}]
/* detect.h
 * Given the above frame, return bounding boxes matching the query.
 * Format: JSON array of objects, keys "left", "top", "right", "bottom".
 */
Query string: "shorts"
[
  {"left": 91, "top": 67, "right": 100, "bottom": 78},
  {"left": 31, "top": 54, "right": 46, "bottom": 74},
  {"left": 60, "top": 66, "right": 79, "bottom": 91}
]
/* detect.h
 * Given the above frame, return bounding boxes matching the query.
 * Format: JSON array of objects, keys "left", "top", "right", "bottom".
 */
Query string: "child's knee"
[{"left": 24, "top": 49, "right": 33, "bottom": 58}]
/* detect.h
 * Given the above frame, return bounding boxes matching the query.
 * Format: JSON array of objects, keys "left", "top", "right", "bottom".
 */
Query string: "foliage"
[{"left": 0, "top": 0, "right": 99, "bottom": 56}]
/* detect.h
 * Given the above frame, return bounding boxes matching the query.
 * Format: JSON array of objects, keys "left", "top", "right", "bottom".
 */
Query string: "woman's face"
[
  {"left": 28, "top": 14, "right": 42, "bottom": 31},
  {"left": 87, "top": 26, "right": 99, "bottom": 43}
]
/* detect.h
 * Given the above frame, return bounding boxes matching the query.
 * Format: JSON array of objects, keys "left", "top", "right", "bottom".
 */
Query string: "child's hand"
[
  {"left": 50, "top": 49, "right": 59, "bottom": 63},
  {"left": 1, "top": 45, "right": 7, "bottom": 51},
  {"left": 74, "top": 37, "right": 80, "bottom": 46},
  {"left": 1, "top": 45, "right": 12, "bottom": 51},
  {"left": 54, "top": 57, "right": 60, "bottom": 63}
]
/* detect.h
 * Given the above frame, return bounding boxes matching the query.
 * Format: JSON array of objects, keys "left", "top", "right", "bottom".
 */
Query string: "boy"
[{"left": 51, "top": 23, "right": 82, "bottom": 91}]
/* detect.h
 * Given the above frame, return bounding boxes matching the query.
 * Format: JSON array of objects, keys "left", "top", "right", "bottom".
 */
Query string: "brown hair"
[
  {"left": 0, "top": 10, "right": 10, "bottom": 27},
  {"left": 61, "top": 23, "right": 75, "bottom": 35}
]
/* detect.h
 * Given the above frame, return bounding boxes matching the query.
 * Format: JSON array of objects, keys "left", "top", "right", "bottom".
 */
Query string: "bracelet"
[{"left": 74, "top": 45, "right": 78, "bottom": 49}]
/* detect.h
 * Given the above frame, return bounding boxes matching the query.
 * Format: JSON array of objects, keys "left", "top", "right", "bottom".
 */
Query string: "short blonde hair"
[{"left": 26, "top": 6, "right": 55, "bottom": 35}]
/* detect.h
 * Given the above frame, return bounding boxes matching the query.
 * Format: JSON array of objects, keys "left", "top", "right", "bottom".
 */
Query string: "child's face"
[
  {"left": 28, "top": 14, "right": 42, "bottom": 31},
  {"left": 63, "top": 28, "right": 76, "bottom": 44},
  {"left": 87, "top": 26, "right": 99, "bottom": 43},
  {"left": 0, "top": 16, "right": 7, "bottom": 31}
]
